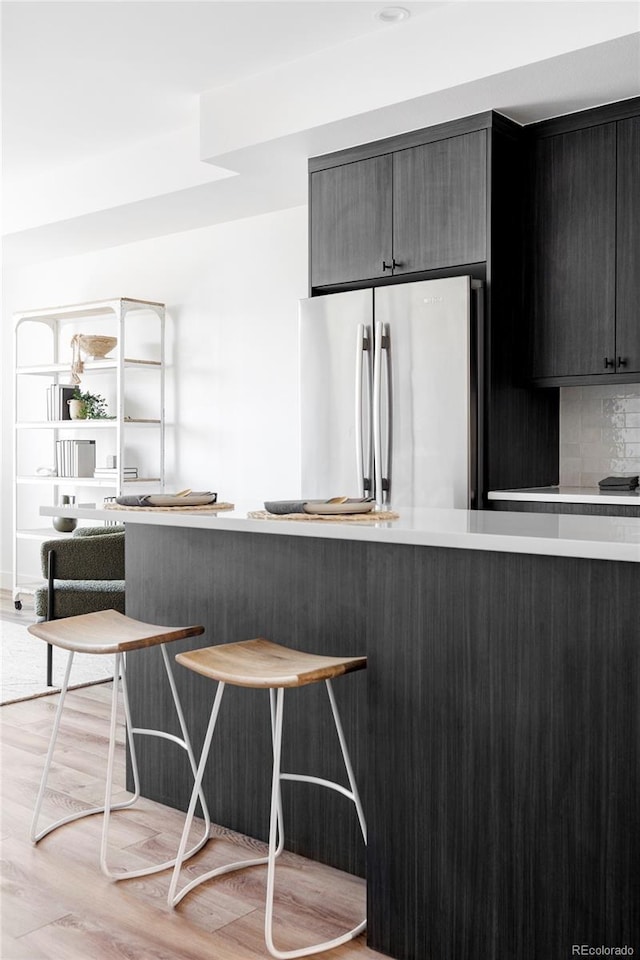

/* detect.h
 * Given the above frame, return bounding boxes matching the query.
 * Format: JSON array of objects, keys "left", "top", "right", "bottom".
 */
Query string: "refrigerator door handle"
[
  {"left": 382, "top": 326, "right": 391, "bottom": 502},
  {"left": 354, "top": 323, "right": 370, "bottom": 498},
  {"left": 373, "top": 321, "right": 384, "bottom": 506}
]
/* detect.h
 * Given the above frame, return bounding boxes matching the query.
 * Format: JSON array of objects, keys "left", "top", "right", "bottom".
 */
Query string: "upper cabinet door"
[
  {"left": 616, "top": 116, "right": 640, "bottom": 375},
  {"left": 530, "top": 124, "right": 616, "bottom": 379},
  {"left": 392, "top": 130, "right": 487, "bottom": 274},
  {"left": 310, "top": 154, "right": 393, "bottom": 287}
]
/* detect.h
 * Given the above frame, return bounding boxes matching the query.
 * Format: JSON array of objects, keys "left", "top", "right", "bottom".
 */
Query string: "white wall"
[{"left": 1, "top": 204, "right": 308, "bottom": 588}]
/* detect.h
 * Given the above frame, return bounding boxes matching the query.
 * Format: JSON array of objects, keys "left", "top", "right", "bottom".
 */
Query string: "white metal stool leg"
[
  {"left": 32, "top": 644, "right": 211, "bottom": 882},
  {"left": 264, "top": 680, "right": 367, "bottom": 959},
  {"left": 100, "top": 647, "right": 211, "bottom": 879},
  {"left": 30, "top": 651, "right": 139, "bottom": 843},
  {"left": 325, "top": 679, "right": 367, "bottom": 844},
  {"left": 169, "top": 683, "right": 285, "bottom": 907}
]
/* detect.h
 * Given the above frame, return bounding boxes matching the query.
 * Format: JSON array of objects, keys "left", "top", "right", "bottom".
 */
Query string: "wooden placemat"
[
  {"left": 103, "top": 501, "right": 235, "bottom": 513},
  {"left": 247, "top": 509, "right": 399, "bottom": 522}
]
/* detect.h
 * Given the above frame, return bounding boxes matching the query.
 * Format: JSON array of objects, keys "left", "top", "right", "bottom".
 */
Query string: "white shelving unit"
[{"left": 13, "top": 297, "right": 165, "bottom": 609}]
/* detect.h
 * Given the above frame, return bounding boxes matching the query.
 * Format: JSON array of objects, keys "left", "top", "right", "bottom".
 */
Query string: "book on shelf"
[
  {"left": 94, "top": 466, "right": 138, "bottom": 478},
  {"left": 55, "top": 439, "right": 96, "bottom": 477},
  {"left": 47, "top": 384, "right": 75, "bottom": 421}
]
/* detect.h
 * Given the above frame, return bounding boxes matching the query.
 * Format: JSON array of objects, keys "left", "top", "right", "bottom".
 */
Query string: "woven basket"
[{"left": 78, "top": 335, "right": 117, "bottom": 359}]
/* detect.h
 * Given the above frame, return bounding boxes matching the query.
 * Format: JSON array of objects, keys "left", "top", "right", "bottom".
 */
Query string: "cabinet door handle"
[
  {"left": 617, "top": 356, "right": 627, "bottom": 368},
  {"left": 604, "top": 357, "right": 615, "bottom": 368},
  {"left": 392, "top": 259, "right": 402, "bottom": 269},
  {"left": 382, "top": 260, "right": 393, "bottom": 272}
]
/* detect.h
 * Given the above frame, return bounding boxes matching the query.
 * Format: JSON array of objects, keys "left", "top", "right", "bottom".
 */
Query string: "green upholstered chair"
[{"left": 34, "top": 526, "right": 125, "bottom": 685}]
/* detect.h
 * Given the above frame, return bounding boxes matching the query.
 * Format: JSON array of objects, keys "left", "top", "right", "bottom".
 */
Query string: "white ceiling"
[
  {"left": 1, "top": 0, "right": 440, "bottom": 177},
  {"left": 2, "top": 1, "right": 639, "bottom": 263}
]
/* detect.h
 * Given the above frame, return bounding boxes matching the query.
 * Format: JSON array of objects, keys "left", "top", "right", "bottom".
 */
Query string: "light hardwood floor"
[{"left": 1, "top": 681, "right": 384, "bottom": 960}]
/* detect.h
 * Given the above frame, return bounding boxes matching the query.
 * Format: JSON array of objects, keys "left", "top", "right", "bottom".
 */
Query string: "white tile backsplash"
[{"left": 559, "top": 385, "right": 640, "bottom": 485}]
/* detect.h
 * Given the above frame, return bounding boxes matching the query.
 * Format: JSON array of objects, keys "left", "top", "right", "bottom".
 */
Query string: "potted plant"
[{"left": 68, "top": 388, "right": 111, "bottom": 420}]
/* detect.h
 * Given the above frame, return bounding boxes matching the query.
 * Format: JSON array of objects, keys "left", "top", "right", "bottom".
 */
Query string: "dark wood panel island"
[{"left": 41, "top": 504, "right": 640, "bottom": 960}]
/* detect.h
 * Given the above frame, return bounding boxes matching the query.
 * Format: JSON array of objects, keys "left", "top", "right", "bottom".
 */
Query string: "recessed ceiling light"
[{"left": 376, "top": 6, "right": 411, "bottom": 23}]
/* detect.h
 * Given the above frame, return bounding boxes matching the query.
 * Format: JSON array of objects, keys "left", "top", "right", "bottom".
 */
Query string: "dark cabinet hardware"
[
  {"left": 382, "top": 260, "right": 393, "bottom": 271},
  {"left": 392, "top": 259, "right": 402, "bottom": 269},
  {"left": 604, "top": 357, "right": 616, "bottom": 368},
  {"left": 617, "top": 356, "right": 627, "bottom": 367}
]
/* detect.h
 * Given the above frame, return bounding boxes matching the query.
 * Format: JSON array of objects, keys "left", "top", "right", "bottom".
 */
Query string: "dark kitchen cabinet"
[
  {"left": 528, "top": 100, "right": 640, "bottom": 385},
  {"left": 530, "top": 124, "right": 616, "bottom": 380},
  {"left": 393, "top": 130, "right": 486, "bottom": 274},
  {"left": 616, "top": 115, "right": 640, "bottom": 375},
  {"left": 310, "top": 154, "right": 392, "bottom": 287},
  {"left": 309, "top": 127, "right": 486, "bottom": 289}
]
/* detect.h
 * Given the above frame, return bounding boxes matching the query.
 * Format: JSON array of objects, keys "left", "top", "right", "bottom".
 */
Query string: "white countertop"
[
  {"left": 488, "top": 486, "right": 640, "bottom": 505},
  {"left": 40, "top": 502, "right": 640, "bottom": 563}
]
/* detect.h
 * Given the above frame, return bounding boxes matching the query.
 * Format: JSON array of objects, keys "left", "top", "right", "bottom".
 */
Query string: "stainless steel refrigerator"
[{"left": 299, "top": 275, "right": 483, "bottom": 509}]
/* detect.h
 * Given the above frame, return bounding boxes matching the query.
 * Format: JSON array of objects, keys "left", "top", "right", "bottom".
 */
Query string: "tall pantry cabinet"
[
  {"left": 308, "top": 111, "right": 560, "bottom": 502},
  {"left": 13, "top": 297, "right": 165, "bottom": 609}
]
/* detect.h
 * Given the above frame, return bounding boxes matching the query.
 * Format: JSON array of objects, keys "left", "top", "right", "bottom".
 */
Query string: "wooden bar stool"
[
  {"left": 169, "top": 637, "right": 367, "bottom": 960},
  {"left": 28, "top": 609, "right": 211, "bottom": 880}
]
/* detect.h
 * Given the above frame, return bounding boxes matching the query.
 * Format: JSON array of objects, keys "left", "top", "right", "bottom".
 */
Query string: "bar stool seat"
[
  {"left": 170, "top": 637, "right": 367, "bottom": 960},
  {"left": 28, "top": 609, "right": 211, "bottom": 881},
  {"left": 175, "top": 636, "right": 366, "bottom": 687}
]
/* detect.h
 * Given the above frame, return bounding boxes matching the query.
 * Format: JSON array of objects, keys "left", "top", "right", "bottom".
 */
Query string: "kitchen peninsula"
[{"left": 41, "top": 503, "right": 640, "bottom": 960}]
